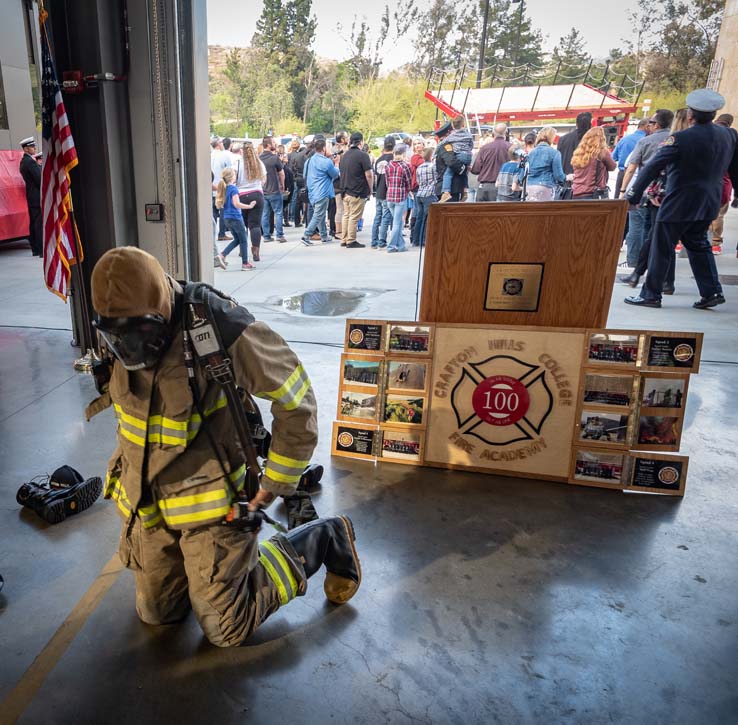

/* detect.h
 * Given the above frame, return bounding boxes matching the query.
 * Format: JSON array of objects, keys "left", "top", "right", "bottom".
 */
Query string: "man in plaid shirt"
[
  {"left": 384, "top": 146, "right": 413, "bottom": 252},
  {"left": 411, "top": 147, "right": 437, "bottom": 247}
]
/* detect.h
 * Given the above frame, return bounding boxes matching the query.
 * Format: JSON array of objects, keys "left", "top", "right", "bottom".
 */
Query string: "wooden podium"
[{"left": 419, "top": 200, "right": 628, "bottom": 328}]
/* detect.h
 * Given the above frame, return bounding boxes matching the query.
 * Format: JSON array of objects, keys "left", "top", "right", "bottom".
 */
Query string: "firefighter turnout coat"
[{"left": 104, "top": 280, "right": 318, "bottom": 531}]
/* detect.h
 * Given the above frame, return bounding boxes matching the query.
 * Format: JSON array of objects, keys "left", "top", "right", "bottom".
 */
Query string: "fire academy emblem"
[{"left": 451, "top": 355, "right": 554, "bottom": 446}]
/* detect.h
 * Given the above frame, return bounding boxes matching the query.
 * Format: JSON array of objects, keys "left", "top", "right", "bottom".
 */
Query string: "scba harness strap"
[{"left": 182, "top": 283, "right": 268, "bottom": 504}]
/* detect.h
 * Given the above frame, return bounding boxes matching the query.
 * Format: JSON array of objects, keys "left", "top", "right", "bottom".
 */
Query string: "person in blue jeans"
[
  {"left": 301, "top": 138, "right": 339, "bottom": 246},
  {"left": 525, "top": 127, "right": 567, "bottom": 201},
  {"left": 371, "top": 138, "right": 395, "bottom": 248},
  {"left": 411, "top": 148, "right": 437, "bottom": 247},
  {"left": 384, "top": 147, "right": 413, "bottom": 253},
  {"left": 259, "top": 138, "right": 287, "bottom": 242},
  {"left": 216, "top": 168, "right": 257, "bottom": 270}
]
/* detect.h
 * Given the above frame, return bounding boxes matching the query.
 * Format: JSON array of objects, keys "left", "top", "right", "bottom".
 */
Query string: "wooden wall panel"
[{"left": 420, "top": 201, "right": 628, "bottom": 328}]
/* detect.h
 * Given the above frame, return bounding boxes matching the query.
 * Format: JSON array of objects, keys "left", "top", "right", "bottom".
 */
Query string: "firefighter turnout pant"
[{"left": 118, "top": 517, "right": 308, "bottom": 647}]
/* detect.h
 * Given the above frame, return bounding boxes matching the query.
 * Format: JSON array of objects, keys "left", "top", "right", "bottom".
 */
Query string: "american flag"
[{"left": 41, "top": 16, "right": 81, "bottom": 300}]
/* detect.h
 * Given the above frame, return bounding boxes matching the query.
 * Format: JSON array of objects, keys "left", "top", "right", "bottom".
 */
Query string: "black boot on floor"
[
  {"left": 285, "top": 516, "right": 361, "bottom": 604},
  {"left": 17, "top": 466, "right": 102, "bottom": 524}
]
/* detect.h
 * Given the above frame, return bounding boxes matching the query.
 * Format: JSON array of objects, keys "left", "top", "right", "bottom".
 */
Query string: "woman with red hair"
[{"left": 571, "top": 127, "right": 616, "bottom": 199}]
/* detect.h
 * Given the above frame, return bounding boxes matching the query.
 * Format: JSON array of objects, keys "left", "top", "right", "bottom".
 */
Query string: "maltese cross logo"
[{"left": 450, "top": 355, "right": 554, "bottom": 446}]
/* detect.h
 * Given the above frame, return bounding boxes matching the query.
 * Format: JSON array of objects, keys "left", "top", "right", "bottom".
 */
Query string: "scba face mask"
[{"left": 94, "top": 314, "right": 171, "bottom": 371}]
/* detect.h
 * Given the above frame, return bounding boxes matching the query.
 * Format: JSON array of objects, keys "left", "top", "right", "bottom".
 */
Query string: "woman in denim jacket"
[{"left": 525, "top": 127, "right": 567, "bottom": 201}]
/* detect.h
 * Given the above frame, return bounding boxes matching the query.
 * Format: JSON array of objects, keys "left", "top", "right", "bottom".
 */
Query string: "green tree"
[
  {"left": 251, "top": 0, "right": 286, "bottom": 55},
  {"left": 413, "top": 0, "right": 479, "bottom": 79},
  {"left": 550, "top": 29, "right": 590, "bottom": 80},
  {"left": 478, "top": 0, "right": 544, "bottom": 84},
  {"left": 251, "top": 0, "right": 317, "bottom": 118},
  {"left": 348, "top": 76, "right": 438, "bottom": 140},
  {"left": 340, "top": 4, "right": 418, "bottom": 82}
]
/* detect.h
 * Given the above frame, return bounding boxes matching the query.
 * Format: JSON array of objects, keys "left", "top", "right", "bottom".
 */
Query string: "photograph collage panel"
[
  {"left": 386, "top": 359, "right": 428, "bottom": 393},
  {"left": 339, "top": 387, "right": 379, "bottom": 423},
  {"left": 387, "top": 324, "right": 433, "bottom": 355},
  {"left": 626, "top": 454, "right": 687, "bottom": 496},
  {"left": 341, "top": 354, "right": 383, "bottom": 389},
  {"left": 578, "top": 410, "right": 631, "bottom": 446},
  {"left": 636, "top": 416, "right": 681, "bottom": 449},
  {"left": 379, "top": 428, "right": 424, "bottom": 465},
  {"left": 384, "top": 394, "right": 425, "bottom": 426},
  {"left": 643, "top": 333, "right": 702, "bottom": 372},
  {"left": 332, "top": 421, "right": 379, "bottom": 461},
  {"left": 640, "top": 376, "right": 687, "bottom": 411},
  {"left": 582, "top": 373, "right": 636, "bottom": 408},
  {"left": 345, "top": 320, "right": 386, "bottom": 352},
  {"left": 587, "top": 332, "right": 641, "bottom": 367},
  {"left": 572, "top": 449, "right": 627, "bottom": 487}
]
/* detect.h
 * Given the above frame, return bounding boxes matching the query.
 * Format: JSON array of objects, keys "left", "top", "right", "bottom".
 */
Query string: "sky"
[{"left": 206, "top": 0, "right": 641, "bottom": 70}]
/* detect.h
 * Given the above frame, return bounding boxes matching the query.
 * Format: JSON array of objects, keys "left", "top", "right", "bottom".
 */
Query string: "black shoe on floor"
[
  {"left": 624, "top": 295, "right": 661, "bottom": 308},
  {"left": 283, "top": 222, "right": 292, "bottom": 227},
  {"left": 345, "top": 241, "right": 366, "bottom": 248},
  {"left": 17, "top": 472, "right": 103, "bottom": 524},
  {"left": 662, "top": 285, "right": 675, "bottom": 295},
  {"left": 618, "top": 273, "right": 640, "bottom": 287},
  {"left": 693, "top": 293, "right": 726, "bottom": 309}
]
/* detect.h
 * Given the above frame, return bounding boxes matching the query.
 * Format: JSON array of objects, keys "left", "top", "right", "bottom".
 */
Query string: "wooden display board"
[
  {"left": 419, "top": 201, "right": 628, "bottom": 328},
  {"left": 332, "top": 320, "right": 703, "bottom": 497}
]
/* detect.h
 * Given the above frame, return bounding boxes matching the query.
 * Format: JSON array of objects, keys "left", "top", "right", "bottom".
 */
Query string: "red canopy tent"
[
  {"left": 425, "top": 63, "right": 644, "bottom": 141},
  {"left": 0, "top": 150, "right": 30, "bottom": 242}
]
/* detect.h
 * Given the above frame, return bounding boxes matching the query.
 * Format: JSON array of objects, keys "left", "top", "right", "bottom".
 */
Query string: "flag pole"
[
  {"left": 68, "top": 207, "right": 97, "bottom": 372},
  {"left": 39, "top": 1, "right": 95, "bottom": 372}
]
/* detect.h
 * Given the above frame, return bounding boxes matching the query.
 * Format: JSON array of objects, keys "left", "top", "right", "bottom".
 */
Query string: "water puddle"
[{"left": 270, "top": 289, "right": 390, "bottom": 316}]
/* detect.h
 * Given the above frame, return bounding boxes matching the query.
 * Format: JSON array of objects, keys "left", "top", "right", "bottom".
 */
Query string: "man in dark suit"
[
  {"left": 432, "top": 122, "right": 466, "bottom": 202},
  {"left": 19, "top": 136, "right": 43, "bottom": 257},
  {"left": 624, "top": 89, "right": 738, "bottom": 309}
]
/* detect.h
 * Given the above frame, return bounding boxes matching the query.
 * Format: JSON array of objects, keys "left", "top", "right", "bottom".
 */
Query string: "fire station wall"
[
  {"left": 0, "top": 0, "right": 37, "bottom": 150},
  {"left": 714, "top": 0, "right": 738, "bottom": 115},
  {"left": 125, "top": 0, "right": 212, "bottom": 284}
]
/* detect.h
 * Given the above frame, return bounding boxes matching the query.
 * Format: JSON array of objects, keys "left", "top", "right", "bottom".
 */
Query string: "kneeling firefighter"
[{"left": 87, "top": 247, "right": 360, "bottom": 647}]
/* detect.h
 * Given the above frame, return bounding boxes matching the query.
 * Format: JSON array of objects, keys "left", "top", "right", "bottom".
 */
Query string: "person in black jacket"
[
  {"left": 288, "top": 140, "right": 306, "bottom": 226},
  {"left": 625, "top": 89, "right": 738, "bottom": 310},
  {"left": 557, "top": 112, "right": 592, "bottom": 175},
  {"left": 19, "top": 137, "right": 43, "bottom": 257},
  {"left": 432, "top": 122, "right": 466, "bottom": 201}
]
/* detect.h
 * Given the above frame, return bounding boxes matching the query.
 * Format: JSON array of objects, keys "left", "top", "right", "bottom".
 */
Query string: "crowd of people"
[{"left": 210, "top": 89, "right": 738, "bottom": 311}]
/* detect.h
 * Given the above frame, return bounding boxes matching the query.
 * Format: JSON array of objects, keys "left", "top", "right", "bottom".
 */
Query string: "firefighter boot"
[
  {"left": 17, "top": 473, "right": 103, "bottom": 525},
  {"left": 285, "top": 516, "right": 361, "bottom": 604}
]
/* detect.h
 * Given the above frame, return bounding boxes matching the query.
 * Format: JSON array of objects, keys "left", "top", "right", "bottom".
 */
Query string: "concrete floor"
[{"left": 1, "top": 210, "right": 737, "bottom": 724}]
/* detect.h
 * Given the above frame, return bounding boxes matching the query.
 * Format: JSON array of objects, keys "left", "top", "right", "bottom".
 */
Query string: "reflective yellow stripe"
[
  {"left": 158, "top": 488, "right": 229, "bottom": 510},
  {"left": 161, "top": 504, "right": 231, "bottom": 526},
  {"left": 283, "top": 377, "right": 310, "bottom": 411},
  {"left": 190, "top": 393, "right": 228, "bottom": 423},
  {"left": 259, "top": 547, "right": 289, "bottom": 605},
  {"left": 265, "top": 451, "right": 306, "bottom": 484},
  {"left": 119, "top": 426, "right": 146, "bottom": 446},
  {"left": 113, "top": 404, "right": 146, "bottom": 430},
  {"left": 261, "top": 365, "right": 305, "bottom": 402},
  {"left": 268, "top": 451, "right": 310, "bottom": 469},
  {"left": 148, "top": 414, "right": 188, "bottom": 431},
  {"left": 261, "top": 540, "right": 298, "bottom": 601},
  {"left": 264, "top": 466, "right": 302, "bottom": 484},
  {"left": 147, "top": 431, "right": 187, "bottom": 446},
  {"left": 114, "top": 392, "right": 228, "bottom": 449}
]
